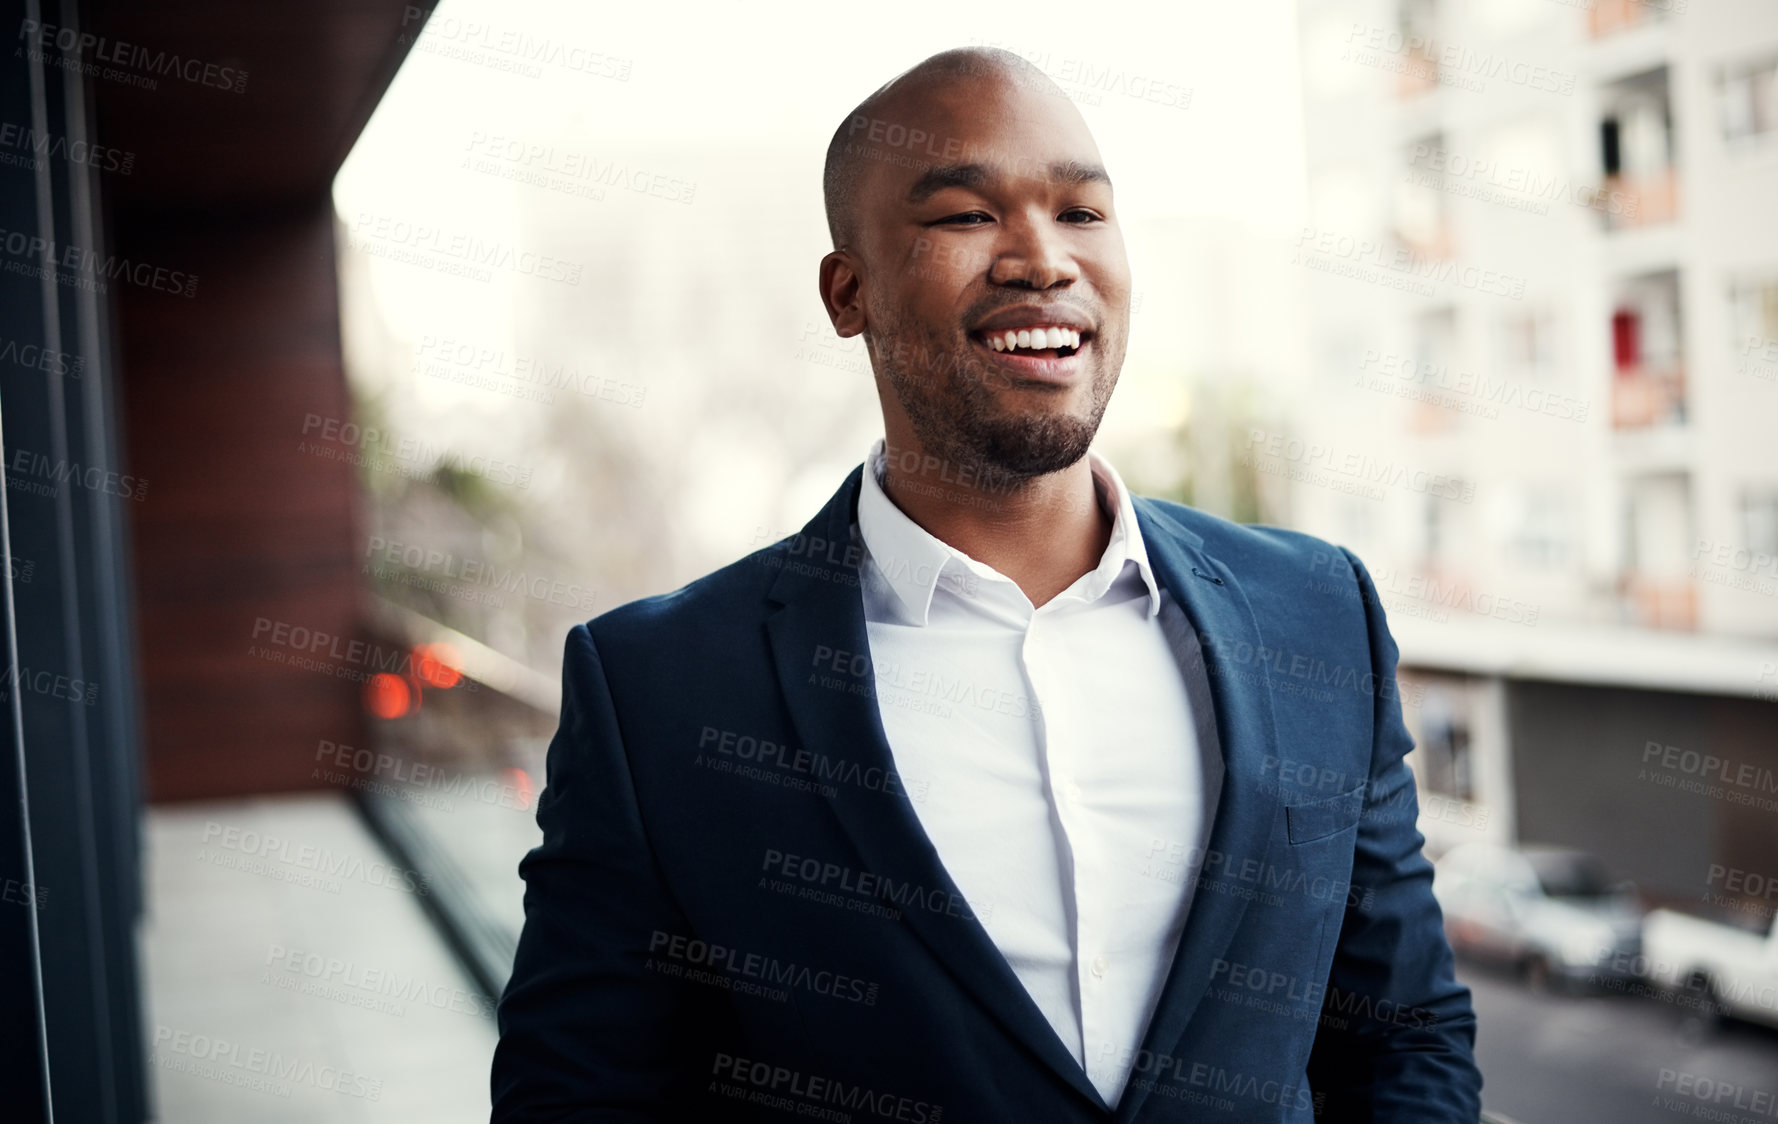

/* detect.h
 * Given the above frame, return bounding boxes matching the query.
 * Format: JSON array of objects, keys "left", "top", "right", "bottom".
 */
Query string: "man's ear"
[{"left": 819, "top": 250, "right": 867, "bottom": 338}]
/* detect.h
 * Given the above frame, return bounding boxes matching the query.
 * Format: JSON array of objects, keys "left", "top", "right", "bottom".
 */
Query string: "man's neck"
[{"left": 879, "top": 450, "right": 1112, "bottom": 608}]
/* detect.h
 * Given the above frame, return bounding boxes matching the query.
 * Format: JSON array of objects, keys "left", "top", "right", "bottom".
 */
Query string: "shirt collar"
[{"left": 856, "top": 438, "right": 1162, "bottom": 625}]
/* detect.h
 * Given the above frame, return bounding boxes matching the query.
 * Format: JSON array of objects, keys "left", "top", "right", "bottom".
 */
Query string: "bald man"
[{"left": 492, "top": 48, "right": 1483, "bottom": 1123}]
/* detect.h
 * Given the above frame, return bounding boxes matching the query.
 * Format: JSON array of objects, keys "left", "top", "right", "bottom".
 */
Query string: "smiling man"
[{"left": 491, "top": 47, "right": 1483, "bottom": 1123}]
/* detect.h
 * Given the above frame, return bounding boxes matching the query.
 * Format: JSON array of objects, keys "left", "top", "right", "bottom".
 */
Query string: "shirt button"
[
  {"left": 1064, "top": 781, "right": 1084, "bottom": 803},
  {"left": 1091, "top": 956, "right": 1109, "bottom": 978}
]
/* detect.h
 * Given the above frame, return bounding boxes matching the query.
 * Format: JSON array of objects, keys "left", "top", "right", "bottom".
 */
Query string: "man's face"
[{"left": 836, "top": 74, "right": 1133, "bottom": 481}]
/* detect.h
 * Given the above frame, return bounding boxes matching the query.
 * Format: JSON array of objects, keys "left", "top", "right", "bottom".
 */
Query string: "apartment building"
[{"left": 1288, "top": 0, "right": 1778, "bottom": 894}]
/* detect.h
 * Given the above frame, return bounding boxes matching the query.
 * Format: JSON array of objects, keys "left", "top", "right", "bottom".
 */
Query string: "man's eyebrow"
[
  {"left": 904, "top": 159, "right": 1112, "bottom": 205},
  {"left": 905, "top": 162, "right": 993, "bottom": 205},
  {"left": 1048, "top": 159, "right": 1112, "bottom": 189}
]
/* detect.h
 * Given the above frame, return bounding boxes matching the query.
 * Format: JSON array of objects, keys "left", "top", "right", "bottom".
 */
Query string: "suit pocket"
[{"left": 1284, "top": 783, "right": 1366, "bottom": 845}]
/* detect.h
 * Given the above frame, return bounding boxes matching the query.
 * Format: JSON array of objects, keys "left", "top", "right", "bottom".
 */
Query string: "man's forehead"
[{"left": 856, "top": 84, "right": 1106, "bottom": 199}]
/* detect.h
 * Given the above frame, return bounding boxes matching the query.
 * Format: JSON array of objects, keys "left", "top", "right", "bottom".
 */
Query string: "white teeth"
[{"left": 982, "top": 326, "right": 1086, "bottom": 353}]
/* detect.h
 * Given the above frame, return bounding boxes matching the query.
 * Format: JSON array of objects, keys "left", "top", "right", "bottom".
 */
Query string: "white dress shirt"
[{"left": 855, "top": 438, "right": 1222, "bottom": 1107}]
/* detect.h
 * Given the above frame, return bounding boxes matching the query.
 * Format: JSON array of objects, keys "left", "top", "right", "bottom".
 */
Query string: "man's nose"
[{"left": 987, "top": 215, "right": 1078, "bottom": 289}]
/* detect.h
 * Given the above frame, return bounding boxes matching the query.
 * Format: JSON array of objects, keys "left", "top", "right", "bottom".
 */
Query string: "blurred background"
[{"left": 3, "top": 0, "right": 1776, "bottom": 1120}]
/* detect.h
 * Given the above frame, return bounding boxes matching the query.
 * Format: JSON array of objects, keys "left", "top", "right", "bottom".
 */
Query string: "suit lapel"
[
  {"left": 763, "top": 467, "right": 1110, "bottom": 1112},
  {"left": 1113, "top": 499, "right": 1283, "bottom": 1124}
]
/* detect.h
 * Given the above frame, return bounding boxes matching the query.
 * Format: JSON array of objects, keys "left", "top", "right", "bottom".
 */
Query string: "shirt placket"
[{"left": 1021, "top": 602, "right": 1105, "bottom": 1084}]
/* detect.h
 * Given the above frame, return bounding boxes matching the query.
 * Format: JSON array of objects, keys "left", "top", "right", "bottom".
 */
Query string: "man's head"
[{"left": 818, "top": 48, "right": 1132, "bottom": 485}]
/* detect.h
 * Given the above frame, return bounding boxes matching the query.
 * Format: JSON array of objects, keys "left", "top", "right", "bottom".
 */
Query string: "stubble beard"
[{"left": 868, "top": 303, "right": 1118, "bottom": 487}]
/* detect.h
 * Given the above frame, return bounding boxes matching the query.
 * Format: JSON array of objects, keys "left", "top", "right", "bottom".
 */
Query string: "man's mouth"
[{"left": 968, "top": 324, "right": 1088, "bottom": 361}]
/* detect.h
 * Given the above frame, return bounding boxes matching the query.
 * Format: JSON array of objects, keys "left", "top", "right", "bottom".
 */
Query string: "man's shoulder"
[
  {"left": 1133, "top": 493, "right": 1361, "bottom": 583},
  {"left": 581, "top": 533, "right": 843, "bottom": 649}
]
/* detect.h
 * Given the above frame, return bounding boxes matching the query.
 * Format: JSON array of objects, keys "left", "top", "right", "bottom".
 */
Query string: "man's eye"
[
  {"left": 932, "top": 212, "right": 991, "bottom": 226},
  {"left": 1060, "top": 209, "right": 1101, "bottom": 223}
]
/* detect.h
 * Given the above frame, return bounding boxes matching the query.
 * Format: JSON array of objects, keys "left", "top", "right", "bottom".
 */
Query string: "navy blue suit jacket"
[{"left": 491, "top": 466, "right": 1483, "bottom": 1122}]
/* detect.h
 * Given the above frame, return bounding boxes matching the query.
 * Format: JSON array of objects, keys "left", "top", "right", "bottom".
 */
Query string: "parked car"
[
  {"left": 1641, "top": 903, "right": 1778, "bottom": 1028},
  {"left": 1431, "top": 842, "right": 1643, "bottom": 992}
]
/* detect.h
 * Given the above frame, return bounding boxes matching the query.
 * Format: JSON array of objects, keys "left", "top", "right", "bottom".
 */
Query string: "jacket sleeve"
[
  {"left": 1305, "top": 550, "right": 1484, "bottom": 1122},
  {"left": 490, "top": 624, "right": 706, "bottom": 1121}
]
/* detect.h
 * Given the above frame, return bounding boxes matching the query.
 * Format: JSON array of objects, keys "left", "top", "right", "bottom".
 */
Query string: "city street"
[{"left": 1464, "top": 962, "right": 1778, "bottom": 1123}]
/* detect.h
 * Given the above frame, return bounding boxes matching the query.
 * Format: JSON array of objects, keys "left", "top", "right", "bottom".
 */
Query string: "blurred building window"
[
  {"left": 1610, "top": 270, "right": 1685, "bottom": 429},
  {"left": 1620, "top": 471, "right": 1697, "bottom": 629},
  {"left": 1599, "top": 68, "right": 1677, "bottom": 229},
  {"left": 1396, "top": 133, "right": 1453, "bottom": 260},
  {"left": 1510, "top": 491, "right": 1573, "bottom": 570},
  {"left": 1396, "top": 0, "right": 1441, "bottom": 98},
  {"left": 1495, "top": 306, "right": 1561, "bottom": 382},
  {"left": 1413, "top": 678, "right": 1475, "bottom": 802},
  {"left": 1412, "top": 307, "right": 1461, "bottom": 433},
  {"left": 1717, "top": 53, "right": 1778, "bottom": 145},
  {"left": 1729, "top": 276, "right": 1778, "bottom": 373},
  {"left": 1743, "top": 490, "right": 1778, "bottom": 559}
]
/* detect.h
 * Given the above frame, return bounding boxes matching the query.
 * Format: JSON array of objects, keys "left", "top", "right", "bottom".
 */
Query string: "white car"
[
  {"left": 1641, "top": 905, "right": 1778, "bottom": 1028},
  {"left": 1432, "top": 842, "right": 1644, "bottom": 992}
]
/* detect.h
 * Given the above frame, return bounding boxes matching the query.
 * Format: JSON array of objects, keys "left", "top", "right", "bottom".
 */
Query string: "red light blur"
[{"left": 364, "top": 673, "right": 412, "bottom": 719}]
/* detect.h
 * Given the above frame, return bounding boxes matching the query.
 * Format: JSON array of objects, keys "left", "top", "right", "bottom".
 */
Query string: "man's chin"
[{"left": 969, "top": 414, "right": 1101, "bottom": 480}]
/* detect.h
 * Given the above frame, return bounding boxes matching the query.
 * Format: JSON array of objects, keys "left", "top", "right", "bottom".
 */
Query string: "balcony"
[
  {"left": 1602, "top": 166, "right": 1678, "bottom": 230},
  {"left": 1589, "top": 0, "right": 1673, "bottom": 39},
  {"left": 1610, "top": 365, "right": 1686, "bottom": 429},
  {"left": 1618, "top": 573, "right": 1697, "bottom": 629}
]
